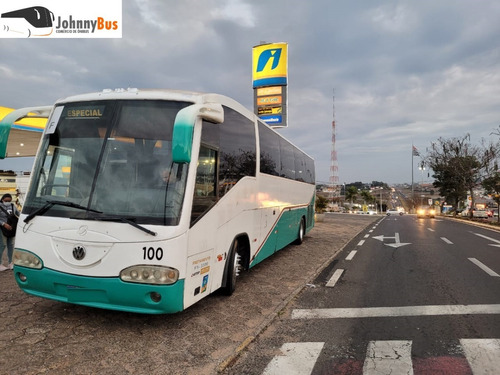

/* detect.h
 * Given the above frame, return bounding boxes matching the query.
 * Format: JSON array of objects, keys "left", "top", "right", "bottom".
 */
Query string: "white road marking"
[
  {"left": 473, "top": 232, "right": 500, "bottom": 247},
  {"left": 357, "top": 240, "right": 365, "bottom": 246},
  {"left": 261, "top": 339, "right": 500, "bottom": 374},
  {"left": 427, "top": 228, "right": 435, "bottom": 232},
  {"left": 461, "top": 339, "right": 500, "bottom": 374},
  {"left": 345, "top": 250, "right": 357, "bottom": 261},
  {"left": 364, "top": 234, "right": 369, "bottom": 238},
  {"left": 326, "top": 269, "right": 344, "bottom": 287},
  {"left": 363, "top": 340, "right": 413, "bottom": 375},
  {"left": 262, "top": 342, "right": 324, "bottom": 375},
  {"left": 468, "top": 258, "right": 500, "bottom": 277},
  {"left": 291, "top": 304, "right": 500, "bottom": 319},
  {"left": 372, "top": 232, "right": 411, "bottom": 248},
  {"left": 441, "top": 237, "right": 453, "bottom": 244}
]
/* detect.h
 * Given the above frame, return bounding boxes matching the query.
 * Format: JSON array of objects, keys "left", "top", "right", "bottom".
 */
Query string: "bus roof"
[{"left": 56, "top": 88, "right": 251, "bottom": 118}]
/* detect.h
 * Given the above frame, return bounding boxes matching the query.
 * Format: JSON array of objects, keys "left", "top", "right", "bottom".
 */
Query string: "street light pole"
[{"left": 380, "top": 188, "right": 382, "bottom": 213}]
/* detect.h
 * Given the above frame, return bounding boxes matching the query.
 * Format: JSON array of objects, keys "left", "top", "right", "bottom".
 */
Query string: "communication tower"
[{"left": 330, "top": 90, "right": 340, "bottom": 197}]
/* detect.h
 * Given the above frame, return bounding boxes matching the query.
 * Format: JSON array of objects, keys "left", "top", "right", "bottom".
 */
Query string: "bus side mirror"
[{"left": 172, "top": 103, "right": 223, "bottom": 163}]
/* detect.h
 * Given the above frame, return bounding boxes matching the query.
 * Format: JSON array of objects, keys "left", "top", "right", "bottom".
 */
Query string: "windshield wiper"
[
  {"left": 24, "top": 200, "right": 102, "bottom": 224},
  {"left": 92, "top": 216, "right": 157, "bottom": 236},
  {"left": 24, "top": 200, "right": 156, "bottom": 236}
]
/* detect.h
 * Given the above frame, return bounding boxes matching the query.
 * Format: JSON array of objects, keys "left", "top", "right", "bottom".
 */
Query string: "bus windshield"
[{"left": 23, "top": 99, "right": 191, "bottom": 226}]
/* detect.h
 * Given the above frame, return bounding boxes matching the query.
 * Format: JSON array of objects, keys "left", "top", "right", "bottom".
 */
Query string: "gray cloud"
[{"left": 1, "top": 0, "right": 500, "bottom": 184}]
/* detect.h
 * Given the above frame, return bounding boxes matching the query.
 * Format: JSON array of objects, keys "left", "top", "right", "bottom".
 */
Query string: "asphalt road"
[
  {"left": 0, "top": 213, "right": 377, "bottom": 375},
  {"left": 225, "top": 215, "right": 500, "bottom": 374}
]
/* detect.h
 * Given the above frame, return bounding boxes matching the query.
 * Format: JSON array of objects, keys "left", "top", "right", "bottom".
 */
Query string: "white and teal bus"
[{"left": 12, "top": 89, "right": 315, "bottom": 314}]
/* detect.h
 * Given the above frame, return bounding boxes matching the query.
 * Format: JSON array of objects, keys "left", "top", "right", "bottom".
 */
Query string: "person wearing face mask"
[{"left": 0, "top": 193, "right": 20, "bottom": 271}]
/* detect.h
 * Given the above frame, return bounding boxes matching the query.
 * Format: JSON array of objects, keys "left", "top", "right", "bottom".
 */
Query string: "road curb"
[{"left": 440, "top": 215, "right": 500, "bottom": 232}]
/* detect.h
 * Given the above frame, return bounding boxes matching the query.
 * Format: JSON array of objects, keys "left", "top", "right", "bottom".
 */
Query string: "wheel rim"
[{"left": 231, "top": 253, "right": 241, "bottom": 285}]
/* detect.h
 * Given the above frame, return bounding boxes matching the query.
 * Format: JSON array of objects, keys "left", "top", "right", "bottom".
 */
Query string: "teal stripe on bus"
[{"left": 250, "top": 206, "right": 309, "bottom": 267}]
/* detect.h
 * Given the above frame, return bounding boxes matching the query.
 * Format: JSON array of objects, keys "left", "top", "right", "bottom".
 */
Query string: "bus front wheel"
[{"left": 221, "top": 239, "right": 241, "bottom": 296}]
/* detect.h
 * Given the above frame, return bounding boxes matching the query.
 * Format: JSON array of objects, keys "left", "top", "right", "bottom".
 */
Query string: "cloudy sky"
[{"left": 1, "top": 0, "right": 500, "bottom": 185}]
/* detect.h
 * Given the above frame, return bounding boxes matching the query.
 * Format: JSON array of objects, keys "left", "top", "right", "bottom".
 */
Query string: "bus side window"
[{"left": 191, "top": 145, "right": 217, "bottom": 225}]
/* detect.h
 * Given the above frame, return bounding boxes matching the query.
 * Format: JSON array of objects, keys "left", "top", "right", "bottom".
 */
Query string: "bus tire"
[
  {"left": 221, "top": 239, "right": 240, "bottom": 296},
  {"left": 294, "top": 217, "right": 305, "bottom": 245}
]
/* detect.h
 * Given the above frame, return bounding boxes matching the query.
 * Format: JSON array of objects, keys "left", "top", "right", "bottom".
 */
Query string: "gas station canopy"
[{"left": 0, "top": 106, "right": 52, "bottom": 159}]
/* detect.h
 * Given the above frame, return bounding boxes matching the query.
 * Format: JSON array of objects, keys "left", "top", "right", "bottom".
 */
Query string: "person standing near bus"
[{"left": 0, "top": 193, "right": 20, "bottom": 271}]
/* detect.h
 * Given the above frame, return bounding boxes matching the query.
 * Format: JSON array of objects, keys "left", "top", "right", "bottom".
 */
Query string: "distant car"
[
  {"left": 386, "top": 209, "right": 403, "bottom": 216},
  {"left": 417, "top": 206, "right": 436, "bottom": 218},
  {"left": 472, "top": 209, "right": 488, "bottom": 219}
]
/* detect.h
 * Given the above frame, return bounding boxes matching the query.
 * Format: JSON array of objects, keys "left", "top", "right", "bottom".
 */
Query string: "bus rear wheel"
[
  {"left": 221, "top": 239, "right": 241, "bottom": 296},
  {"left": 294, "top": 217, "right": 305, "bottom": 245}
]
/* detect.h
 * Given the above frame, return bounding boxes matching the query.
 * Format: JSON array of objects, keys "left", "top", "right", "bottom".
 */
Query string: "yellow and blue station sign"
[{"left": 252, "top": 43, "right": 288, "bottom": 88}]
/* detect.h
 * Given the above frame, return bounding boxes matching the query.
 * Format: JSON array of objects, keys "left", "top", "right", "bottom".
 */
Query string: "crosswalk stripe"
[
  {"left": 262, "top": 339, "right": 500, "bottom": 374},
  {"left": 461, "top": 338, "right": 500, "bottom": 374},
  {"left": 363, "top": 340, "right": 413, "bottom": 375},
  {"left": 262, "top": 342, "right": 324, "bottom": 375}
]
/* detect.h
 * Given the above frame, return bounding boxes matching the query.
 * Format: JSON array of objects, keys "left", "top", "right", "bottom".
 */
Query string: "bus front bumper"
[{"left": 14, "top": 266, "right": 185, "bottom": 314}]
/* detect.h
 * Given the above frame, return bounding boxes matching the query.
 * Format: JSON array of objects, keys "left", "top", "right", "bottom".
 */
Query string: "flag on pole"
[{"left": 412, "top": 145, "right": 420, "bottom": 156}]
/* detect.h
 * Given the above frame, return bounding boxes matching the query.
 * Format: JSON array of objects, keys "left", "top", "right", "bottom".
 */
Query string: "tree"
[
  {"left": 360, "top": 190, "right": 374, "bottom": 205},
  {"left": 345, "top": 186, "right": 358, "bottom": 207},
  {"left": 315, "top": 194, "right": 328, "bottom": 213},
  {"left": 426, "top": 134, "right": 497, "bottom": 217},
  {"left": 482, "top": 169, "right": 500, "bottom": 223}
]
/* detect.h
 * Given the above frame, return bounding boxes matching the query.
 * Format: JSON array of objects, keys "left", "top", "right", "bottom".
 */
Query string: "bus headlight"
[
  {"left": 120, "top": 265, "right": 179, "bottom": 285},
  {"left": 13, "top": 249, "right": 43, "bottom": 269}
]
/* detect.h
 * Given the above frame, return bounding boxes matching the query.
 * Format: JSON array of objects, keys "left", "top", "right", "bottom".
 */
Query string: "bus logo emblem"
[{"left": 73, "top": 245, "right": 86, "bottom": 260}]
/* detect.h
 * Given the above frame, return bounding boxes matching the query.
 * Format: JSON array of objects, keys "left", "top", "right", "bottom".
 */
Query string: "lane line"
[
  {"left": 460, "top": 338, "right": 500, "bottom": 374},
  {"left": 473, "top": 232, "right": 500, "bottom": 245},
  {"left": 262, "top": 342, "right": 324, "bottom": 375},
  {"left": 357, "top": 240, "right": 365, "bottom": 246},
  {"left": 427, "top": 228, "right": 435, "bottom": 232},
  {"left": 473, "top": 232, "right": 500, "bottom": 247},
  {"left": 291, "top": 304, "right": 500, "bottom": 319},
  {"left": 364, "top": 234, "right": 369, "bottom": 238},
  {"left": 363, "top": 340, "right": 413, "bottom": 375},
  {"left": 441, "top": 237, "right": 453, "bottom": 244},
  {"left": 326, "top": 269, "right": 344, "bottom": 288},
  {"left": 468, "top": 258, "right": 500, "bottom": 277},
  {"left": 345, "top": 250, "right": 357, "bottom": 261}
]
